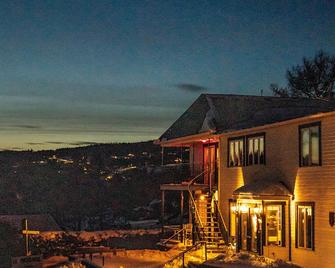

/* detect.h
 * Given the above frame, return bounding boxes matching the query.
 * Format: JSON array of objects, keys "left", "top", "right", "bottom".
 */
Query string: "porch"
[{"left": 230, "top": 180, "right": 293, "bottom": 261}]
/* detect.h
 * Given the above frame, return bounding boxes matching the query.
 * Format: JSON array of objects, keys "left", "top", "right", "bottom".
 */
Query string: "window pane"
[
  {"left": 310, "top": 126, "right": 320, "bottom": 165},
  {"left": 306, "top": 207, "right": 313, "bottom": 249},
  {"left": 248, "top": 139, "right": 254, "bottom": 165},
  {"left": 229, "top": 139, "right": 244, "bottom": 167},
  {"left": 230, "top": 203, "right": 236, "bottom": 237},
  {"left": 254, "top": 138, "right": 259, "bottom": 165},
  {"left": 259, "top": 137, "right": 264, "bottom": 164},
  {"left": 229, "top": 141, "right": 235, "bottom": 166},
  {"left": 239, "top": 140, "right": 244, "bottom": 166},
  {"left": 234, "top": 141, "right": 239, "bottom": 166},
  {"left": 266, "top": 205, "right": 282, "bottom": 246},
  {"left": 298, "top": 207, "right": 305, "bottom": 247},
  {"left": 301, "top": 129, "right": 310, "bottom": 166}
]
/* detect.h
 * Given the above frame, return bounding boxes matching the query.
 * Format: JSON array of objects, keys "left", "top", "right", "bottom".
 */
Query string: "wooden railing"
[
  {"left": 162, "top": 241, "right": 207, "bottom": 268},
  {"left": 159, "top": 226, "right": 185, "bottom": 246}
]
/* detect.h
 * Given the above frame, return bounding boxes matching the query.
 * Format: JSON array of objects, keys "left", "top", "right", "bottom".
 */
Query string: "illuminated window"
[
  {"left": 247, "top": 134, "right": 265, "bottom": 165},
  {"left": 296, "top": 203, "right": 314, "bottom": 250},
  {"left": 265, "top": 204, "right": 284, "bottom": 246},
  {"left": 228, "top": 137, "right": 244, "bottom": 167},
  {"left": 299, "top": 123, "right": 321, "bottom": 166},
  {"left": 229, "top": 200, "right": 237, "bottom": 238}
]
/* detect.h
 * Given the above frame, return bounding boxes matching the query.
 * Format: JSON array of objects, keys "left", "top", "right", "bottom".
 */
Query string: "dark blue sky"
[{"left": 0, "top": 0, "right": 334, "bottom": 150}]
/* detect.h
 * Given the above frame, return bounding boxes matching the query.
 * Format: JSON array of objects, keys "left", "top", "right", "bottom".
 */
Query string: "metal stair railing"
[
  {"left": 213, "top": 199, "right": 229, "bottom": 243},
  {"left": 187, "top": 169, "right": 208, "bottom": 241}
]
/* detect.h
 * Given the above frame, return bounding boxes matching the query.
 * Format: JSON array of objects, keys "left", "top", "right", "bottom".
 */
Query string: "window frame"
[
  {"left": 227, "top": 136, "right": 245, "bottom": 167},
  {"left": 299, "top": 122, "right": 322, "bottom": 167},
  {"left": 295, "top": 202, "right": 315, "bottom": 251},
  {"left": 246, "top": 132, "right": 266, "bottom": 166},
  {"left": 264, "top": 201, "right": 286, "bottom": 247}
]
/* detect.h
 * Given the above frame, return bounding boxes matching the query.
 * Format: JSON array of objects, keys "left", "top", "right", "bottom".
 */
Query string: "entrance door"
[
  {"left": 241, "top": 211, "right": 249, "bottom": 251},
  {"left": 203, "top": 144, "right": 218, "bottom": 190},
  {"left": 238, "top": 207, "right": 262, "bottom": 253}
]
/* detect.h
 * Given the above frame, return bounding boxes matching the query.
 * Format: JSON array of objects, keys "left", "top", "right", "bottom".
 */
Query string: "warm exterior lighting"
[
  {"left": 231, "top": 206, "right": 237, "bottom": 212},
  {"left": 253, "top": 207, "right": 262, "bottom": 214},
  {"left": 239, "top": 204, "right": 248, "bottom": 213},
  {"left": 200, "top": 195, "right": 205, "bottom": 201},
  {"left": 252, "top": 215, "right": 258, "bottom": 231}
]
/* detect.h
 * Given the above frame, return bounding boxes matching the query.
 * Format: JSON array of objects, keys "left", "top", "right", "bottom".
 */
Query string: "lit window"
[
  {"left": 266, "top": 204, "right": 284, "bottom": 246},
  {"left": 296, "top": 203, "right": 314, "bottom": 250},
  {"left": 229, "top": 201, "right": 237, "bottom": 238},
  {"left": 228, "top": 138, "right": 244, "bottom": 167},
  {"left": 247, "top": 135, "right": 265, "bottom": 165},
  {"left": 300, "top": 123, "right": 321, "bottom": 166}
]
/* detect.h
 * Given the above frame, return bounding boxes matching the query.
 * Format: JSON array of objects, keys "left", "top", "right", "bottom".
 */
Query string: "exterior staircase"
[{"left": 198, "top": 193, "right": 226, "bottom": 254}]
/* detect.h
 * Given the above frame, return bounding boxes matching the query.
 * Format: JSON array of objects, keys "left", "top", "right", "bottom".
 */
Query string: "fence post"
[{"left": 182, "top": 252, "right": 185, "bottom": 268}]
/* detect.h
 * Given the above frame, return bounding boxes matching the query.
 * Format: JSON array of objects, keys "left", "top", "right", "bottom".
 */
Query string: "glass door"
[
  {"left": 203, "top": 144, "right": 218, "bottom": 189},
  {"left": 240, "top": 211, "right": 249, "bottom": 251},
  {"left": 238, "top": 203, "right": 263, "bottom": 254}
]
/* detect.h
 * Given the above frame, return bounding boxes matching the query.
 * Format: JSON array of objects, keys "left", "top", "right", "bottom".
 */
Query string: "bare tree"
[{"left": 272, "top": 51, "right": 335, "bottom": 100}]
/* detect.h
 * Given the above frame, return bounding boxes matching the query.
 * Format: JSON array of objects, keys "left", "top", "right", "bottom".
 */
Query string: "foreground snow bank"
[
  {"left": 40, "top": 228, "right": 161, "bottom": 241},
  {"left": 203, "top": 252, "right": 301, "bottom": 268}
]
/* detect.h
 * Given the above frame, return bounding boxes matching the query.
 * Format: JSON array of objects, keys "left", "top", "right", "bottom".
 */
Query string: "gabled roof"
[
  {"left": 159, "top": 94, "right": 335, "bottom": 142},
  {"left": 0, "top": 214, "right": 61, "bottom": 232}
]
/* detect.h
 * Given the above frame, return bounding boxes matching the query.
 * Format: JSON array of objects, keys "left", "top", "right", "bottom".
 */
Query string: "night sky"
[{"left": 0, "top": 1, "right": 334, "bottom": 150}]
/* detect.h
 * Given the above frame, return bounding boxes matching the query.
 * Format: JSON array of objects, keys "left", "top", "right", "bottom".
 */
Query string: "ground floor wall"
[{"left": 218, "top": 194, "right": 335, "bottom": 268}]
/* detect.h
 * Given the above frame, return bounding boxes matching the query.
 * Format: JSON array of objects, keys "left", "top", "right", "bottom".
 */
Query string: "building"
[{"left": 157, "top": 94, "right": 335, "bottom": 267}]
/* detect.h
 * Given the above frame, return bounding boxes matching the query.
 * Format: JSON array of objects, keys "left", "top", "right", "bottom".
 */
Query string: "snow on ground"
[
  {"left": 42, "top": 249, "right": 180, "bottom": 268},
  {"left": 87, "top": 249, "right": 180, "bottom": 268},
  {"left": 202, "top": 252, "right": 301, "bottom": 268},
  {"left": 40, "top": 228, "right": 161, "bottom": 241}
]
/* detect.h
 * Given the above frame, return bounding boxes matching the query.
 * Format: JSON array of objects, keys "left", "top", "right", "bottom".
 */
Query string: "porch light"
[
  {"left": 239, "top": 205, "right": 249, "bottom": 213},
  {"left": 200, "top": 195, "right": 206, "bottom": 201}
]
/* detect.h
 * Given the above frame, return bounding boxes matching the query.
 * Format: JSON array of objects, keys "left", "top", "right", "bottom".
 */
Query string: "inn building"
[{"left": 157, "top": 94, "right": 335, "bottom": 268}]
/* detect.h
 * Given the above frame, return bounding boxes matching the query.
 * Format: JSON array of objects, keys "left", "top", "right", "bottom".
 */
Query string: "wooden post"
[
  {"left": 161, "top": 147, "right": 164, "bottom": 166},
  {"left": 188, "top": 193, "right": 192, "bottom": 224},
  {"left": 22, "top": 219, "right": 29, "bottom": 256},
  {"left": 180, "top": 191, "right": 184, "bottom": 242},
  {"left": 161, "top": 190, "right": 165, "bottom": 233}
]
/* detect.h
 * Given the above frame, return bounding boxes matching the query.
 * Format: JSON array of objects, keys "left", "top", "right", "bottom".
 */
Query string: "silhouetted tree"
[{"left": 271, "top": 50, "right": 335, "bottom": 100}]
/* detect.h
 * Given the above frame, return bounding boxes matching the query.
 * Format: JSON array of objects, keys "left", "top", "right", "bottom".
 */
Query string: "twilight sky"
[{"left": 0, "top": 0, "right": 334, "bottom": 150}]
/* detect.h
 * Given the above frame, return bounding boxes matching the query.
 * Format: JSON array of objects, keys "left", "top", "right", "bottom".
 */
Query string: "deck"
[{"left": 160, "top": 183, "right": 209, "bottom": 191}]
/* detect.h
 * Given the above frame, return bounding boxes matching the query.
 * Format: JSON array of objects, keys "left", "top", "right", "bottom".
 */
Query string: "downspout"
[{"left": 288, "top": 198, "right": 292, "bottom": 262}]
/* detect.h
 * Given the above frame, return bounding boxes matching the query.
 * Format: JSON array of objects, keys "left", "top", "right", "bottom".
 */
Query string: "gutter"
[{"left": 155, "top": 131, "right": 217, "bottom": 147}]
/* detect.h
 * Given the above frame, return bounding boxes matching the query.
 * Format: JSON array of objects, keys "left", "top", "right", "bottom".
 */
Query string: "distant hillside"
[{"left": 0, "top": 141, "right": 189, "bottom": 231}]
